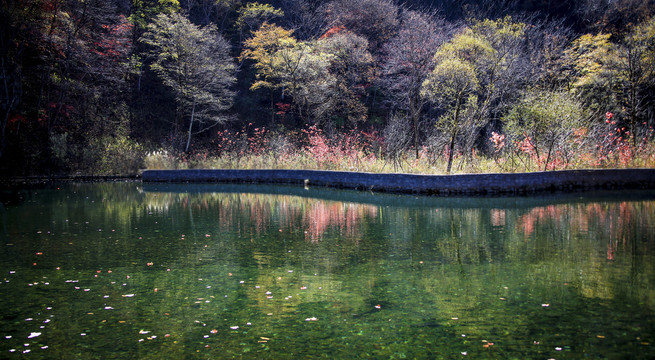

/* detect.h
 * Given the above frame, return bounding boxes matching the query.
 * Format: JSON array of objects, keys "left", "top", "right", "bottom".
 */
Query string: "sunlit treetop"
[
  {"left": 564, "top": 32, "right": 614, "bottom": 88},
  {"left": 434, "top": 28, "right": 494, "bottom": 64},
  {"left": 236, "top": 2, "right": 284, "bottom": 32},
  {"left": 240, "top": 23, "right": 296, "bottom": 91},
  {"left": 129, "top": 0, "right": 180, "bottom": 29},
  {"left": 471, "top": 16, "right": 526, "bottom": 43}
]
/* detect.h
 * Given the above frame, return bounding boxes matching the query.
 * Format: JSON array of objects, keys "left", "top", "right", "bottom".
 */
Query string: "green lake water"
[{"left": 1, "top": 182, "right": 654, "bottom": 359}]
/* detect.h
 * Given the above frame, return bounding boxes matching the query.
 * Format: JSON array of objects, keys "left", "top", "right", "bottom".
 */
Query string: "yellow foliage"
[
  {"left": 564, "top": 33, "right": 614, "bottom": 88},
  {"left": 240, "top": 23, "right": 296, "bottom": 91}
]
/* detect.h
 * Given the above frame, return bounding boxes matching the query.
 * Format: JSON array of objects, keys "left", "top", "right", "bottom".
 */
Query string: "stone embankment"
[{"left": 141, "top": 169, "right": 655, "bottom": 195}]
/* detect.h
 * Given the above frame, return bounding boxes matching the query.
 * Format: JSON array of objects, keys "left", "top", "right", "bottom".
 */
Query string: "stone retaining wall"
[{"left": 141, "top": 169, "right": 655, "bottom": 195}]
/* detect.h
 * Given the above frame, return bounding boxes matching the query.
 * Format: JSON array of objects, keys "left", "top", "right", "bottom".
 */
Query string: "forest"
[{"left": 1, "top": 0, "right": 654, "bottom": 175}]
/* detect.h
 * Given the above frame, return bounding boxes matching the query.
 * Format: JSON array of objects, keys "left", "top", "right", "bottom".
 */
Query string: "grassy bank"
[{"left": 142, "top": 126, "right": 655, "bottom": 175}]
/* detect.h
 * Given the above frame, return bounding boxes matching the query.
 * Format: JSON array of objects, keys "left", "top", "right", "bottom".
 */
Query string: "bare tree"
[
  {"left": 321, "top": 0, "right": 399, "bottom": 55},
  {"left": 141, "top": 13, "right": 236, "bottom": 152},
  {"left": 382, "top": 112, "right": 412, "bottom": 171},
  {"left": 380, "top": 10, "right": 449, "bottom": 158},
  {"left": 276, "top": 0, "right": 327, "bottom": 40}
]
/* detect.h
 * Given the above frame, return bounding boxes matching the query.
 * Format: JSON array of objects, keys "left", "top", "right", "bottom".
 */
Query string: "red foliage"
[
  {"left": 91, "top": 15, "right": 133, "bottom": 60},
  {"left": 7, "top": 114, "right": 26, "bottom": 131},
  {"left": 275, "top": 102, "right": 292, "bottom": 115},
  {"left": 489, "top": 132, "right": 505, "bottom": 152},
  {"left": 319, "top": 25, "right": 346, "bottom": 40}
]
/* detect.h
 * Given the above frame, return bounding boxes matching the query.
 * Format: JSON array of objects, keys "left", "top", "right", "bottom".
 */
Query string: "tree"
[
  {"left": 422, "top": 56, "right": 480, "bottom": 173},
  {"left": 0, "top": 1, "right": 24, "bottom": 161},
  {"left": 421, "top": 24, "right": 495, "bottom": 173},
  {"left": 381, "top": 10, "right": 447, "bottom": 159},
  {"left": 236, "top": 2, "right": 284, "bottom": 34},
  {"left": 240, "top": 22, "right": 297, "bottom": 123},
  {"left": 564, "top": 17, "right": 655, "bottom": 145},
  {"left": 272, "top": 40, "right": 335, "bottom": 124},
  {"left": 503, "top": 89, "right": 585, "bottom": 171},
  {"left": 263, "top": 30, "right": 374, "bottom": 128},
  {"left": 183, "top": 0, "right": 240, "bottom": 26},
  {"left": 141, "top": 13, "right": 236, "bottom": 152},
  {"left": 316, "top": 29, "right": 374, "bottom": 125},
  {"left": 522, "top": 18, "right": 572, "bottom": 91},
  {"left": 618, "top": 16, "right": 655, "bottom": 145},
  {"left": 464, "top": 16, "right": 527, "bottom": 153},
  {"left": 275, "top": 0, "right": 327, "bottom": 40},
  {"left": 130, "top": 0, "right": 180, "bottom": 30},
  {"left": 322, "top": 0, "right": 399, "bottom": 55}
]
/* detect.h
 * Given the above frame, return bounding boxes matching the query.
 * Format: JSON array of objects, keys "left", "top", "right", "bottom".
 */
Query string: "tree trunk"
[
  {"left": 446, "top": 132, "right": 456, "bottom": 174},
  {"left": 544, "top": 140, "right": 554, "bottom": 171},
  {"left": 409, "top": 94, "right": 420, "bottom": 159},
  {"left": 413, "top": 112, "right": 419, "bottom": 159},
  {"left": 446, "top": 94, "right": 463, "bottom": 174},
  {"left": 0, "top": 111, "right": 7, "bottom": 160},
  {"left": 185, "top": 100, "right": 196, "bottom": 153},
  {"left": 270, "top": 89, "right": 275, "bottom": 125}
]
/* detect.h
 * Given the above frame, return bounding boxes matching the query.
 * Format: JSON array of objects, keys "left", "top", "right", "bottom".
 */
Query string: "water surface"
[{"left": 1, "top": 182, "right": 654, "bottom": 359}]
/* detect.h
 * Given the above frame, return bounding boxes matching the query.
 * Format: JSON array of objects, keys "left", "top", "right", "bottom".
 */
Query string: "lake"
[{"left": 1, "top": 182, "right": 654, "bottom": 359}]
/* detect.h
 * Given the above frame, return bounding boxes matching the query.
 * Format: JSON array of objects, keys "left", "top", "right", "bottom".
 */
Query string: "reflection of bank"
[
  {"left": 490, "top": 209, "right": 506, "bottom": 227},
  {"left": 142, "top": 188, "right": 378, "bottom": 242},
  {"left": 305, "top": 202, "right": 377, "bottom": 242},
  {"left": 142, "top": 182, "right": 655, "bottom": 209},
  {"left": 516, "top": 202, "right": 640, "bottom": 240}
]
